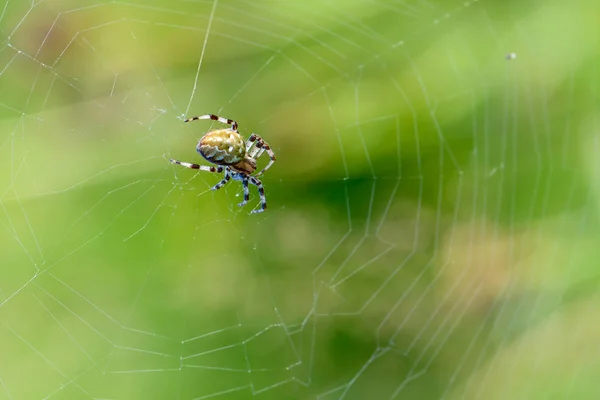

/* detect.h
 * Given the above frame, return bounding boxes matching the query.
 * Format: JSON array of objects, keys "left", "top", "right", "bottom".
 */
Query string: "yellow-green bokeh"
[{"left": 0, "top": 0, "right": 598, "bottom": 399}]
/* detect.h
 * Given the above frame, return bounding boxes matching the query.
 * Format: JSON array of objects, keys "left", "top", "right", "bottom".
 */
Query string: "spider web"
[{"left": 0, "top": 0, "right": 598, "bottom": 399}]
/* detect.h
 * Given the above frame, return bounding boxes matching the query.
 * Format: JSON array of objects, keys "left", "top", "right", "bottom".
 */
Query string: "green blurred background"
[{"left": 0, "top": 0, "right": 598, "bottom": 399}]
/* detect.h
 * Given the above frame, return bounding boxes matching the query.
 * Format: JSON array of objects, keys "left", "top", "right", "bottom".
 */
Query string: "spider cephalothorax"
[{"left": 170, "top": 114, "right": 276, "bottom": 213}]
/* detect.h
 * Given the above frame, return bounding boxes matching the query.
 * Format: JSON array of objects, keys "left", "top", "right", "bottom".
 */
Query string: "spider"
[{"left": 169, "top": 114, "right": 276, "bottom": 214}]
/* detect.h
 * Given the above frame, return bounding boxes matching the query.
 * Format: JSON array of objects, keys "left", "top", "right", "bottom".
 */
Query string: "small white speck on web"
[{"left": 505, "top": 52, "right": 517, "bottom": 60}]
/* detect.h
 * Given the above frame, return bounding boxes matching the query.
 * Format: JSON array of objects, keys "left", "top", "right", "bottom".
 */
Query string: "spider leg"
[
  {"left": 170, "top": 159, "right": 224, "bottom": 173},
  {"left": 248, "top": 134, "right": 276, "bottom": 177},
  {"left": 184, "top": 114, "right": 238, "bottom": 131},
  {"left": 249, "top": 176, "right": 267, "bottom": 214},
  {"left": 237, "top": 176, "right": 250, "bottom": 207},
  {"left": 211, "top": 168, "right": 232, "bottom": 191},
  {"left": 245, "top": 133, "right": 258, "bottom": 153}
]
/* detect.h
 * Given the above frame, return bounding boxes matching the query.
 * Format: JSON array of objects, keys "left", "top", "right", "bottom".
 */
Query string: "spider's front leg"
[
  {"left": 249, "top": 176, "right": 267, "bottom": 213},
  {"left": 246, "top": 134, "right": 276, "bottom": 177},
  {"left": 211, "top": 168, "right": 232, "bottom": 191},
  {"left": 237, "top": 176, "right": 250, "bottom": 208}
]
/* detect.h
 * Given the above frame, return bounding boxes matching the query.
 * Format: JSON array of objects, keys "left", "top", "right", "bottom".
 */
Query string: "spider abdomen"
[{"left": 197, "top": 129, "right": 246, "bottom": 165}]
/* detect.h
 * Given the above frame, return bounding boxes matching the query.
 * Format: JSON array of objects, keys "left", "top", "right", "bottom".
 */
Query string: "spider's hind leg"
[
  {"left": 170, "top": 159, "right": 224, "bottom": 173},
  {"left": 184, "top": 114, "right": 238, "bottom": 131}
]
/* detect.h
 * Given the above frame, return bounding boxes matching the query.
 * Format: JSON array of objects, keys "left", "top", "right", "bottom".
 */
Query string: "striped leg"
[
  {"left": 170, "top": 159, "right": 224, "bottom": 173},
  {"left": 237, "top": 176, "right": 250, "bottom": 207},
  {"left": 211, "top": 169, "right": 231, "bottom": 191},
  {"left": 247, "top": 134, "right": 276, "bottom": 177},
  {"left": 246, "top": 133, "right": 258, "bottom": 153},
  {"left": 184, "top": 114, "right": 238, "bottom": 131},
  {"left": 249, "top": 176, "right": 267, "bottom": 213}
]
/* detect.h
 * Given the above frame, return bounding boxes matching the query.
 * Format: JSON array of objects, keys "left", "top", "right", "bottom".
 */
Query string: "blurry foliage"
[{"left": 0, "top": 0, "right": 598, "bottom": 399}]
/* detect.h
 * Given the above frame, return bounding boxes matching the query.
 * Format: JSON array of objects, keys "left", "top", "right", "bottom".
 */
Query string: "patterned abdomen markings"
[{"left": 197, "top": 129, "right": 246, "bottom": 165}]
